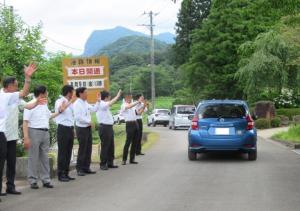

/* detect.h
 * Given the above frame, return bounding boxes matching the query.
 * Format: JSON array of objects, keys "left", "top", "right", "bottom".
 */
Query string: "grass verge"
[{"left": 272, "top": 125, "right": 300, "bottom": 143}]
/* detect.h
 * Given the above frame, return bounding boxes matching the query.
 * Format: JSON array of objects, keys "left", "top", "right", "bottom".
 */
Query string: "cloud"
[{"left": 8, "top": 0, "right": 180, "bottom": 54}]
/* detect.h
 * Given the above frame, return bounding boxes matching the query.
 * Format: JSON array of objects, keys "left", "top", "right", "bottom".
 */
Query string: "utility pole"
[{"left": 139, "top": 11, "right": 159, "bottom": 110}]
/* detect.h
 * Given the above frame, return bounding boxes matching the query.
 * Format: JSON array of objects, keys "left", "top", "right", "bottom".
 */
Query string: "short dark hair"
[
  {"left": 62, "top": 85, "right": 74, "bottom": 96},
  {"left": 134, "top": 94, "right": 142, "bottom": 100},
  {"left": 76, "top": 87, "right": 87, "bottom": 98},
  {"left": 100, "top": 90, "right": 110, "bottom": 100},
  {"left": 33, "top": 85, "right": 47, "bottom": 98},
  {"left": 2, "top": 76, "right": 16, "bottom": 88}
]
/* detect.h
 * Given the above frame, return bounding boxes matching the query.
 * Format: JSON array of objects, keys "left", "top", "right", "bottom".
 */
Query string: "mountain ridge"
[{"left": 83, "top": 26, "right": 174, "bottom": 56}]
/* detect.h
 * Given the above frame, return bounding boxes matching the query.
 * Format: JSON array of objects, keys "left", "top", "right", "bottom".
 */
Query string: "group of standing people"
[{"left": 0, "top": 64, "right": 148, "bottom": 202}]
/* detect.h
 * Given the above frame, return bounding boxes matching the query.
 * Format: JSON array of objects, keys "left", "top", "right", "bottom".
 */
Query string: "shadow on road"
[{"left": 195, "top": 152, "right": 249, "bottom": 162}]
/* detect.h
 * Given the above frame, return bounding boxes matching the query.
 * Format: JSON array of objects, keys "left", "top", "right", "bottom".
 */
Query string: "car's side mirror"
[
  {"left": 188, "top": 115, "right": 194, "bottom": 120},
  {"left": 168, "top": 112, "right": 171, "bottom": 115}
]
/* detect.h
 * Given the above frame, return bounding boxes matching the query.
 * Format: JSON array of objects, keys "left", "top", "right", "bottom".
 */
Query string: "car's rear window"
[
  {"left": 177, "top": 106, "right": 195, "bottom": 114},
  {"left": 198, "top": 104, "right": 247, "bottom": 119},
  {"left": 157, "top": 110, "right": 169, "bottom": 114}
]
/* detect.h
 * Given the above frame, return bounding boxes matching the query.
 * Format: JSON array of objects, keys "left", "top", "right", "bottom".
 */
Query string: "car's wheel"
[
  {"left": 188, "top": 150, "right": 197, "bottom": 161},
  {"left": 153, "top": 120, "right": 156, "bottom": 127},
  {"left": 147, "top": 120, "right": 151, "bottom": 127},
  {"left": 248, "top": 149, "right": 257, "bottom": 161}
]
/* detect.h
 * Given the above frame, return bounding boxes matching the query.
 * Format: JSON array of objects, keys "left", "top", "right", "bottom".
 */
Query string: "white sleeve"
[
  {"left": 23, "top": 109, "right": 31, "bottom": 121},
  {"left": 54, "top": 99, "right": 61, "bottom": 113},
  {"left": 89, "top": 101, "right": 100, "bottom": 113},
  {"left": 121, "top": 104, "right": 126, "bottom": 113},
  {"left": 100, "top": 102, "right": 109, "bottom": 110},
  {"left": 8, "top": 92, "right": 20, "bottom": 105}
]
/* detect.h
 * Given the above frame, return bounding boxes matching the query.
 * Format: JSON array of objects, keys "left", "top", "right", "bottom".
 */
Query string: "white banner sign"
[
  {"left": 67, "top": 79, "right": 105, "bottom": 89},
  {"left": 67, "top": 66, "right": 104, "bottom": 77}
]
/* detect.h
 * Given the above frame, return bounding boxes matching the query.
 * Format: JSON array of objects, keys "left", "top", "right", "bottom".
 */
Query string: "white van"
[{"left": 169, "top": 105, "right": 196, "bottom": 130}]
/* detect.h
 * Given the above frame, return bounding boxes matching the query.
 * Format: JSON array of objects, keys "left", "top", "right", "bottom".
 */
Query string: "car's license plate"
[{"left": 215, "top": 128, "right": 230, "bottom": 135}]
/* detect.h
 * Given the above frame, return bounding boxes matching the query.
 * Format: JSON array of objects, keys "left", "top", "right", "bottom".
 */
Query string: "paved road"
[{"left": 2, "top": 127, "right": 300, "bottom": 211}]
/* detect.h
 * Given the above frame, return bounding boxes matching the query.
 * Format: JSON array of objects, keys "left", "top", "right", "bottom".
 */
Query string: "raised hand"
[
  {"left": 59, "top": 101, "right": 69, "bottom": 113},
  {"left": 37, "top": 96, "right": 48, "bottom": 105},
  {"left": 24, "top": 63, "right": 38, "bottom": 79}
]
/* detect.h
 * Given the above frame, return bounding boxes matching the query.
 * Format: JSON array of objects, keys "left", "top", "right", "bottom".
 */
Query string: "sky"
[{"left": 6, "top": 0, "right": 181, "bottom": 55}]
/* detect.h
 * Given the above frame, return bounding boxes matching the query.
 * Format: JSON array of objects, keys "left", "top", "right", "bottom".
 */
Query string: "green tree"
[
  {"left": 183, "top": 0, "right": 300, "bottom": 101},
  {"left": 236, "top": 14, "right": 300, "bottom": 103},
  {"left": 33, "top": 52, "right": 71, "bottom": 107},
  {"left": 0, "top": 6, "right": 45, "bottom": 82},
  {"left": 173, "top": 0, "right": 211, "bottom": 66}
]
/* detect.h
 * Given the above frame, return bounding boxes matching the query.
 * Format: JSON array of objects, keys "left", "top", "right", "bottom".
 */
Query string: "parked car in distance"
[
  {"left": 169, "top": 105, "right": 196, "bottom": 130},
  {"left": 188, "top": 100, "right": 257, "bottom": 161},
  {"left": 113, "top": 110, "right": 125, "bottom": 124},
  {"left": 147, "top": 109, "right": 170, "bottom": 127}
]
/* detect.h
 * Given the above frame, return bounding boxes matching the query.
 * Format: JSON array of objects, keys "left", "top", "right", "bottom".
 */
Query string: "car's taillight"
[
  {"left": 246, "top": 115, "right": 254, "bottom": 130},
  {"left": 191, "top": 115, "right": 199, "bottom": 130}
]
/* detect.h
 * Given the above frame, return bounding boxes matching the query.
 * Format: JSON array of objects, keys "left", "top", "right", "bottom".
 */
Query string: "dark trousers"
[
  {"left": 75, "top": 126, "right": 92, "bottom": 172},
  {"left": 57, "top": 125, "right": 74, "bottom": 177},
  {"left": 99, "top": 124, "right": 114, "bottom": 166},
  {"left": 6, "top": 140, "right": 17, "bottom": 190},
  {"left": 122, "top": 122, "right": 138, "bottom": 162},
  {"left": 0, "top": 132, "right": 7, "bottom": 194},
  {"left": 136, "top": 119, "right": 143, "bottom": 154}
]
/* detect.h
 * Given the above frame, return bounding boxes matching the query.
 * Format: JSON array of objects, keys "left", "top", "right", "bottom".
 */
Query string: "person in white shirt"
[
  {"left": 54, "top": 85, "right": 77, "bottom": 182},
  {"left": 121, "top": 94, "right": 143, "bottom": 165},
  {"left": 0, "top": 63, "right": 43, "bottom": 200},
  {"left": 134, "top": 94, "right": 148, "bottom": 156},
  {"left": 97, "top": 90, "right": 122, "bottom": 171},
  {"left": 23, "top": 85, "right": 71, "bottom": 190},
  {"left": 73, "top": 87, "right": 100, "bottom": 176}
]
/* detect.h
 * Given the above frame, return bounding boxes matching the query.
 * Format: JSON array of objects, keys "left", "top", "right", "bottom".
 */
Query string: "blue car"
[{"left": 188, "top": 100, "right": 257, "bottom": 161}]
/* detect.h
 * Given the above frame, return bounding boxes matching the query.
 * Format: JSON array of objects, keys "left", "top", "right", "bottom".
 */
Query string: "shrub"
[
  {"left": 277, "top": 108, "right": 300, "bottom": 120},
  {"left": 292, "top": 115, "right": 300, "bottom": 124},
  {"left": 278, "top": 115, "right": 290, "bottom": 126},
  {"left": 255, "top": 118, "right": 271, "bottom": 129},
  {"left": 271, "top": 117, "right": 281, "bottom": 128},
  {"left": 16, "top": 142, "right": 26, "bottom": 157}
]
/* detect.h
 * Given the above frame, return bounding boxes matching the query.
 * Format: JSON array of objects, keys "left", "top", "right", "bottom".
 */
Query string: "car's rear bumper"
[
  {"left": 154, "top": 120, "right": 169, "bottom": 124},
  {"left": 188, "top": 129, "right": 257, "bottom": 153},
  {"left": 174, "top": 118, "right": 191, "bottom": 127}
]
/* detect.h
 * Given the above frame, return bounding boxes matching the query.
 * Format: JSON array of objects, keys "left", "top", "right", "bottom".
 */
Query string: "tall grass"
[{"left": 273, "top": 125, "right": 300, "bottom": 143}]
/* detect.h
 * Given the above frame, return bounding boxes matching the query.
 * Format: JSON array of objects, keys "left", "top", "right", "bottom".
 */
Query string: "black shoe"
[
  {"left": 137, "top": 153, "right": 145, "bottom": 156},
  {"left": 108, "top": 164, "right": 119, "bottom": 168},
  {"left": 84, "top": 169, "right": 96, "bottom": 174},
  {"left": 58, "top": 176, "right": 70, "bottom": 182},
  {"left": 30, "top": 183, "right": 39, "bottom": 189},
  {"left": 67, "top": 175, "right": 76, "bottom": 180},
  {"left": 130, "top": 161, "right": 138, "bottom": 164},
  {"left": 43, "top": 183, "right": 54, "bottom": 188},
  {"left": 0, "top": 193, "right": 7, "bottom": 196},
  {"left": 100, "top": 165, "right": 108, "bottom": 170},
  {"left": 6, "top": 189, "right": 21, "bottom": 195},
  {"left": 122, "top": 161, "right": 126, "bottom": 165},
  {"left": 77, "top": 171, "right": 86, "bottom": 176}
]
